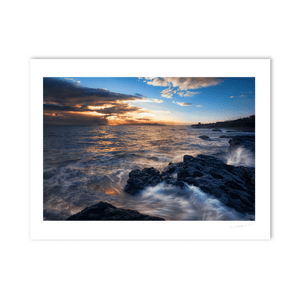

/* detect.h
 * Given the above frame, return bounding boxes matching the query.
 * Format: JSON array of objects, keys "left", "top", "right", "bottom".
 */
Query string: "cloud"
[
  {"left": 64, "top": 78, "right": 81, "bottom": 86},
  {"left": 43, "top": 77, "right": 159, "bottom": 125},
  {"left": 196, "top": 105, "right": 202, "bottom": 107},
  {"left": 153, "top": 110, "right": 172, "bottom": 114},
  {"left": 239, "top": 95, "right": 246, "bottom": 97},
  {"left": 160, "top": 87, "right": 176, "bottom": 99},
  {"left": 152, "top": 99, "right": 163, "bottom": 103},
  {"left": 64, "top": 78, "right": 76, "bottom": 82},
  {"left": 141, "top": 77, "right": 223, "bottom": 99},
  {"left": 124, "top": 98, "right": 163, "bottom": 103},
  {"left": 173, "top": 101, "right": 193, "bottom": 106},
  {"left": 177, "top": 91, "right": 199, "bottom": 97},
  {"left": 230, "top": 96, "right": 234, "bottom": 98},
  {"left": 144, "top": 77, "right": 169, "bottom": 87},
  {"left": 143, "top": 77, "right": 223, "bottom": 90}
]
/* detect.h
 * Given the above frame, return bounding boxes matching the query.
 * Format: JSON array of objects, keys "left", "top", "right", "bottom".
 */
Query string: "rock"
[
  {"left": 124, "top": 167, "right": 162, "bottom": 195},
  {"left": 212, "top": 129, "right": 222, "bottom": 132},
  {"left": 219, "top": 135, "right": 230, "bottom": 138},
  {"left": 229, "top": 135, "right": 255, "bottom": 153},
  {"left": 67, "top": 201, "right": 165, "bottom": 220},
  {"left": 128, "top": 169, "right": 142, "bottom": 178},
  {"left": 199, "top": 135, "right": 210, "bottom": 140},
  {"left": 124, "top": 153, "right": 255, "bottom": 215}
]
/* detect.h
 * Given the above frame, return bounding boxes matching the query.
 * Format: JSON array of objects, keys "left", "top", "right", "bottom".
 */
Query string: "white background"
[{"left": 1, "top": 0, "right": 299, "bottom": 299}]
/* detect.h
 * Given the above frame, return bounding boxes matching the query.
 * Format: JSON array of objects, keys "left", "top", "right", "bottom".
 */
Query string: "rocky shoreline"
[
  {"left": 228, "top": 135, "right": 255, "bottom": 153},
  {"left": 67, "top": 201, "right": 165, "bottom": 220},
  {"left": 124, "top": 135, "right": 255, "bottom": 216},
  {"left": 67, "top": 135, "right": 255, "bottom": 220}
]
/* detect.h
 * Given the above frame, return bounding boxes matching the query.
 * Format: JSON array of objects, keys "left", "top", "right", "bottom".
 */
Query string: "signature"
[{"left": 230, "top": 224, "right": 253, "bottom": 229}]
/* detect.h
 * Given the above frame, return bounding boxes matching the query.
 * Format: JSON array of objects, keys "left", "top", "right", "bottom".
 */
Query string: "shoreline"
[
  {"left": 191, "top": 126, "right": 255, "bottom": 132},
  {"left": 67, "top": 135, "right": 255, "bottom": 221},
  {"left": 67, "top": 201, "right": 165, "bottom": 221},
  {"left": 191, "top": 115, "right": 255, "bottom": 132}
]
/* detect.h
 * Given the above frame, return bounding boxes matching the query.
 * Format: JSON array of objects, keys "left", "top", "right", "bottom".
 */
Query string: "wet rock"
[
  {"left": 162, "top": 163, "right": 177, "bottom": 174},
  {"left": 199, "top": 135, "right": 210, "bottom": 140},
  {"left": 212, "top": 129, "right": 222, "bottom": 132},
  {"left": 67, "top": 201, "right": 165, "bottom": 220},
  {"left": 128, "top": 169, "right": 142, "bottom": 178},
  {"left": 125, "top": 167, "right": 162, "bottom": 195},
  {"left": 124, "top": 152, "right": 255, "bottom": 215},
  {"left": 219, "top": 135, "right": 230, "bottom": 138},
  {"left": 229, "top": 135, "right": 255, "bottom": 153}
]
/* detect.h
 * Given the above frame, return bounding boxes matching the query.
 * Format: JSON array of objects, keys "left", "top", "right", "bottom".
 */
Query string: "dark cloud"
[
  {"left": 44, "top": 77, "right": 143, "bottom": 104},
  {"left": 44, "top": 103, "right": 80, "bottom": 111},
  {"left": 43, "top": 78, "right": 149, "bottom": 125}
]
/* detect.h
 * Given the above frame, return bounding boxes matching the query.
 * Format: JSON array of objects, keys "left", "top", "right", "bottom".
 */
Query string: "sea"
[{"left": 43, "top": 125, "right": 255, "bottom": 221}]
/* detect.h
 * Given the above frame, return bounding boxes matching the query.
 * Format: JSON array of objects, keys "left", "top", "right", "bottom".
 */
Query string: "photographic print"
[
  {"left": 30, "top": 59, "right": 270, "bottom": 239},
  {"left": 43, "top": 76, "right": 255, "bottom": 221}
]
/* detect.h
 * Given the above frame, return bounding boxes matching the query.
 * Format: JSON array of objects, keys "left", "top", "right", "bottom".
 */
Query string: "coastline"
[
  {"left": 67, "top": 134, "right": 255, "bottom": 221},
  {"left": 67, "top": 201, "right": 165, "bottom": 221},
  {"left": 191, "top": 126, "right": 255, "bottom": 132},
  {"left": 191, "top": 115, "right": 255, "bottom": 132}
]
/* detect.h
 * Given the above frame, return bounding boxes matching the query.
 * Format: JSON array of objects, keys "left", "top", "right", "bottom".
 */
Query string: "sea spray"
[
  {"left": 139, "top": 182, "right": 248, "bottom": 220},
  {"left": 44, "top": 125, "right": 255, "bottom": 220},
  {"left": 225, "top": 146, "right": 254, "bottom": 167}
]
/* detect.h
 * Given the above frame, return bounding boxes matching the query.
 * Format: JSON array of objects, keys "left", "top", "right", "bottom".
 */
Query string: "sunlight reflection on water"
[{"left": 43, "top": 125, "right": 254, "bottom": 220}]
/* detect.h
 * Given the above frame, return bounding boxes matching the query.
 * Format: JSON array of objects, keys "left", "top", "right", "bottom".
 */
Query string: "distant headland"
[
  {"left": 191, "top": 115, "right": 255, "bottom": 132},
  {"left": 113, "top": 123, "right": 166, "bottom": 126}
]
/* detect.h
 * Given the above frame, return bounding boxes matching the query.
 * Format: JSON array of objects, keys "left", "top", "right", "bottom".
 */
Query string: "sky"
[{"left": 43, "top": 77, "right": 255, "bottom": 125}]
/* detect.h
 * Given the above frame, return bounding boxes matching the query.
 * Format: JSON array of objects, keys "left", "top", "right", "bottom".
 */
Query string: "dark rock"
[
  {"left": 67, "top": 201, "right": 165, "bottom": 220},
  {"left": 212, "top": 129, "right": 222, "bottom": 132},
  {"left": 199, "top": 135, "right": 210, "bottom": 140},
  {"left": 177, "top": 169, "right": 191, "bottom": 180},
  {"left": 219, "top": 135, "right": 230, "bottom": 138},
  {"left": 124, "top": 152, "right": 255, "bottom": 215},
  {"left": 183, "top": 155, "right": 195, "bottom": 163},
  {"left": 165, "top": 165, "right": 176, "bottom": 174},
  {"left": 183, "top": 177, "right": 199, "bottom": 187},
  {"left": 124, "top": 167, "right": 162, "bottom": 195},
  {"left": 229, "top": 135, "right": 255, "bottom": 153},
  {"left": 128, "top": 169, "right": 141, "bottom": 178}
]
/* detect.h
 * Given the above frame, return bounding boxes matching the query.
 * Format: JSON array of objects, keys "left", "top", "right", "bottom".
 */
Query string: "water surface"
[{"left": 44, "top": 125, "right": 254, "bottom": 220}]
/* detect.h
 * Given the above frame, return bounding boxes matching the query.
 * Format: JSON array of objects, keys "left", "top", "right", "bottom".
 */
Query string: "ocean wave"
[{"left": 43, "top": 125, "right": 255, "bottom": 220}]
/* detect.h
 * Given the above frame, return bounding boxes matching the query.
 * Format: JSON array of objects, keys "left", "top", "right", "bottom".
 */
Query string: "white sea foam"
[
  {"left": 225, "top": 146, "right": 254, "bottom": 167},
  {"left": 139, "top": 182, "right": 249, "bottom": 220},
  {"left": 43, "top": 125, "right": 255, "bottom": 220}
]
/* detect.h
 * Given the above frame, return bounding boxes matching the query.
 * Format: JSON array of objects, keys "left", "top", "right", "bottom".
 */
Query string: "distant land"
[
  {"left": 44, "top": 123, "right": 167, "bottom": 126},
  {"left": 112, "top": 123, "right": 166, "bottom": 126},
  {"left": 191, "top": 115, "right": 255, "bottom": 132}
]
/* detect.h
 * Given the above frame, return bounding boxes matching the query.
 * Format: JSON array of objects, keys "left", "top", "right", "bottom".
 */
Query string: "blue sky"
[{"left": 44, "top": 77, "right": 255, "bottom": 125}]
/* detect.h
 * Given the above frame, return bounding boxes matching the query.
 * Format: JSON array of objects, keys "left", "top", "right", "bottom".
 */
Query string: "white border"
[{"left": 30, "top": 59, "right": 270, "bottom": 240}]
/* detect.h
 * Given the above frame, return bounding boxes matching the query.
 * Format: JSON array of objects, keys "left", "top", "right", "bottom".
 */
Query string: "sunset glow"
[{"left": 44, "top": 77, "right": 255, "bottom": 125}]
